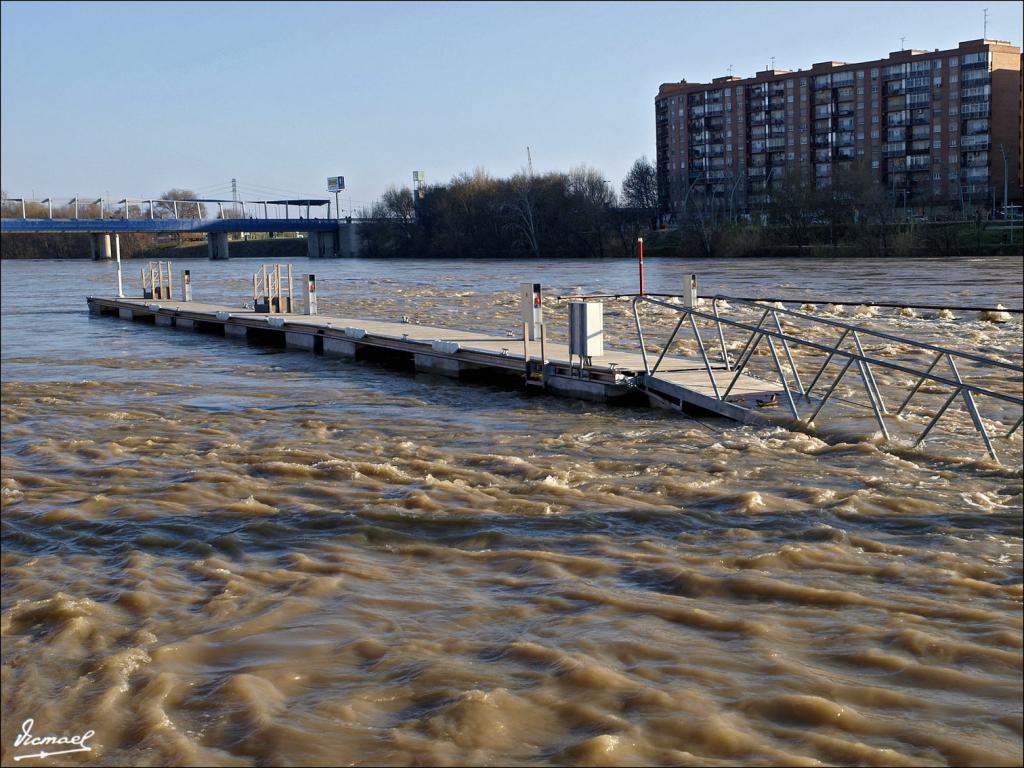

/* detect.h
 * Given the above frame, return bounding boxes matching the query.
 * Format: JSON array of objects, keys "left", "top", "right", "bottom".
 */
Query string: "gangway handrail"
[
  {"left": 632, "top": 296, "right": 1023, "bottom": 406},
  {"left": 630, "top": 294, "right": 1023, "bottom": 462},
  {"left": 713, "top": 295, "right": 1023, "bottom": 373},
  {"left": 557, "top": 292, "right": 1023, "bottom": 315}
]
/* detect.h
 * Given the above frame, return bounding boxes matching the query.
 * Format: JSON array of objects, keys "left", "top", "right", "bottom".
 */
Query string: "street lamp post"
[{"left": 998, "top": 143, "right": 1008, "bottom": 217}]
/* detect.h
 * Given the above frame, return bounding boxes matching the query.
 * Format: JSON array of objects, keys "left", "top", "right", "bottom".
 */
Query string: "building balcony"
[
  {"left": 959, "top": 57, "right": 989, "bottom": 69},
  {"left": 960, "top": 102, "right": 991, "bottom": 117},
  {"left": 960, "top": 135, "right": 991, "bottom": 150}
]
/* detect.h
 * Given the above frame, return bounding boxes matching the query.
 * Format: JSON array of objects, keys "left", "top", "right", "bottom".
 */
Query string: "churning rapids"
[{"left": 1, "top": 256, "right": 1022, "bottom": 767}]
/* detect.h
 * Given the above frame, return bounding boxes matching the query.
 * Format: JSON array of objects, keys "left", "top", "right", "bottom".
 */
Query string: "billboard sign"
[{"left": 327, "top": 176, "right": 345, "bottom": 192}]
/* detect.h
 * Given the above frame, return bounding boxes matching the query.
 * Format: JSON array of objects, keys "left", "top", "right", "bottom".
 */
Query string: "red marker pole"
[{"left": 637, "top": 237, "right": 645, "bottom": 296}]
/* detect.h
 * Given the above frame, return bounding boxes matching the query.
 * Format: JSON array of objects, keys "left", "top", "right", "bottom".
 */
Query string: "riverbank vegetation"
[{"left": 358, "top": 159, "right": 1020, "bottom": 259}]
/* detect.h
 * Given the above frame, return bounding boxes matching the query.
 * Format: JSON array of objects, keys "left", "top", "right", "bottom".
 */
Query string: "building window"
[
  {"left": 788, "top": 94, "right": 794, "bottom": 103},
  {"left": 871, "top": 84, "right": 880, "bottom": 94},
  {"left": 948, "top": 169, "right": 957, "bottom": 179},
  {"left": 857, "top": 131, "right": 865, "bottom": 140},
  {"left": 735, "top": 86, "right": 743, "bottom": 96},
  {"left": 949, "top": 57, "right": 958, "bottom": 67},
  {"left": 787, "top": 79, "right": 794, "bottom": 89},
  {"left": 800, "top": 92, "right": 807, "bottom": 102},
  {"left": 858, "top": 116, "right": 865, "bottom": 125},
  {"left": 870, "top": 68, "right": 879, "bottom": 78},
  {"left": 800, "top": 135, "right": 808, "bottom": 144},
  {"left": 933, "top": 76, "right": 942, "bottom": 87},
  {"left": 871, "top": 128, "right": 879, "bottom": 139},
  {"left": 950, "top": 74, "right": 958, "bottom": 83},
  {"left": 933, "top": 123, "right": 941, "bottom": 133},
  {"left": 857, "top": 101, "right": 864, "bottom": 111},
  {"left": 949, "top": 137, "right": 957, "bottom": 146},
  {"left": 949, "top": 153, "right": 957, "bottom": 163},
  {"left": 949, "top": 122, "right": 958, "bottom": 133},
  {"left": 948, "top": 105, "right": 958, "bottom": 115},
  {"left": 871, "top": 114, "right": 879, "bottom": 123},
  {"left": 932, "top": 139, "right": 941, "bottom": 149}
]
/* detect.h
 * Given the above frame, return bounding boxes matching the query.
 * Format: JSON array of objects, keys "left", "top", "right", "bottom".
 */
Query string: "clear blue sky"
[{"left": 2, "top": 1, "right": 1021, "bottom": 210}]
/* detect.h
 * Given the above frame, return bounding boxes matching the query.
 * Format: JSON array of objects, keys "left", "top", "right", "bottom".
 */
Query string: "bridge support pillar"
[
  {"left": 207, "top": 232, "right": 230, "bottom": 260},
  {"left": 91, "top": 233, "right": 112, "bottom": 261},
  {"left": 338, "top": 221, "right": 361, "bottom": 258},
  {"left": 306, "top": 230, "right": 336, "bottom": 258}
]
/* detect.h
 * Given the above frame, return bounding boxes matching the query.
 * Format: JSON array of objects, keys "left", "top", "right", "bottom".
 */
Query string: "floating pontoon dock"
[
  {"left": 85, "top": 262, "right": 1024, "bottom": 463},
  {"left": 85, "top": 295, "right": 783, "bottom": 422}
]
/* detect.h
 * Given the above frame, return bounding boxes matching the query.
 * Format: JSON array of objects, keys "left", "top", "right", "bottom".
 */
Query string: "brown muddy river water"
[{"left": 1, "top": 256, "right": 1022, "bottom": 766}]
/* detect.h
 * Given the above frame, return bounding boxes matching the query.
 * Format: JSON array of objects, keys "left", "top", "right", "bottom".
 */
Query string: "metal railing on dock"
[
  {"left": 629, "top": 294, "right": 1023, "bottom": 462},
  {"left": 253, "top": 264, "right": 293, "bottom": 313},
  {"left": 142, "top": 261, "right": 173, "bottom": 300}
]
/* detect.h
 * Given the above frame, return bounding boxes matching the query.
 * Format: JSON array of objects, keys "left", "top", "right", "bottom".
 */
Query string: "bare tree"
[
  {"left": 767, "top": 169, "right": 818, "bottom": 250},
  {"left": 504, "top": 171, "right": 542, "bottom": 258},
  {"left": 153, "top": 189, "right": 203, "bottom": 220},
  {"left": 621, "top": 156, "right": 658, "bottom": 211}
]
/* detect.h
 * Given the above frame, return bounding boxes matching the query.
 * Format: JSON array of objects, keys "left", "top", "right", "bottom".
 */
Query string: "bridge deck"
[
  {"left": 1, "top": 218, "right": 340, "bottom": 234},
  {"left": 86, "top": 296, "right": 784, "bottom": 423}
]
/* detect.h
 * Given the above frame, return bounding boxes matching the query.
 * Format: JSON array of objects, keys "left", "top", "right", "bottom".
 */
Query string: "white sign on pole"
[{"left": 327, "top": 176, "right": 346, "bottom": 192}]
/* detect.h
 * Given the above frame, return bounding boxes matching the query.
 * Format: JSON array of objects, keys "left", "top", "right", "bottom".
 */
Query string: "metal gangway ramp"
[{"left": 630, "top": 295, "right": 1023, "bottom": 463}]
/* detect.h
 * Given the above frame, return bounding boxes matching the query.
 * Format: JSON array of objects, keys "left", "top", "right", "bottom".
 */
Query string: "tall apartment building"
[{"left": 655, "top": 39, "right": 1023, "bottom": 219}]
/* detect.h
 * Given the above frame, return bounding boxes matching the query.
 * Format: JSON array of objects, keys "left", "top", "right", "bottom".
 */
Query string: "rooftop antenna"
[
  {"left": 983, "top": 7, "right": 989, "bottom": 38},
  {"left": 527, "top": 146, "right": 534, "bottom": 177},
  {"left": 900, "top": 36, "right": 906, "bottom": 50},
  {"left": 728, "top": 63, "right": 734, "bottom": 76},
  {"left": 770, "top": 56, "right": 775, "bottom": 69}
]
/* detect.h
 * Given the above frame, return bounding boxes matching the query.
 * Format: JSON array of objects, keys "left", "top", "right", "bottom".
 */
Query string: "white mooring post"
[
  {"left": 114, "top": 234, "right": 123, "bottom": 298},
  {"left": 304, "top": 274, "right": 318, "bottom": 315},
  {"left": 182, "top": 270, "right": 192, "bottom": 301},
  {"left": 684, "top": 273, "right": 697, "bottom": 308},
  {"left": 520, "top": 282, "right": 543, "bottom": 341}
]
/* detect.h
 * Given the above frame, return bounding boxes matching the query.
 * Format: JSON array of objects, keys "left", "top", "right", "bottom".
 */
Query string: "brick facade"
[{"left": 655, "top": 39, "right": 1023, "bottom": 218}]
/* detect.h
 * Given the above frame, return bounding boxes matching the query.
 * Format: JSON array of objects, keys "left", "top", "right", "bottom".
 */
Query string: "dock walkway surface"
[{"left": 86, "top": 296, "right": 785, "bottom": 423}]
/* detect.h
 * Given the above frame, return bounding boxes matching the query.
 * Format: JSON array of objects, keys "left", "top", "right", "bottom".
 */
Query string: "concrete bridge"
[{"left": 0, "top": 195, "right": 363, "bottom": 259}]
